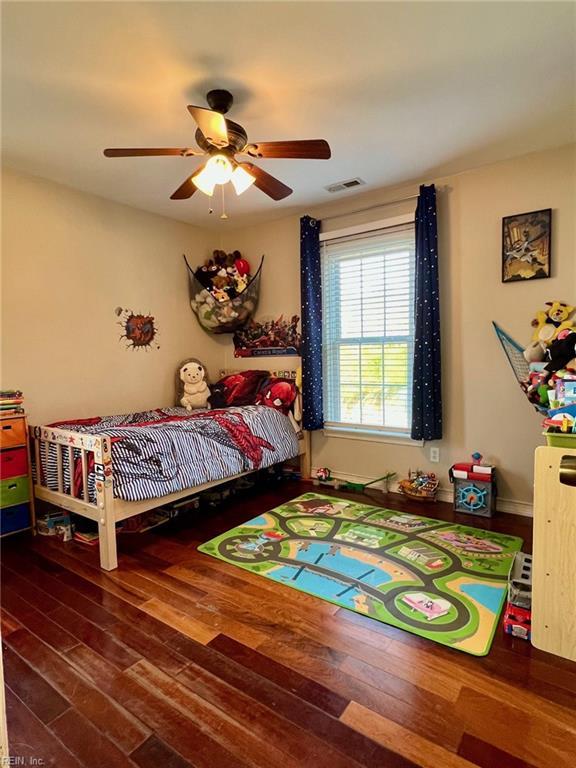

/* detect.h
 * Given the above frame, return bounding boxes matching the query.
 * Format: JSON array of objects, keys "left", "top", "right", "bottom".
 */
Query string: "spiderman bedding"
[{"left": 41, "top": 406, "right": 299, "bottom": 502}]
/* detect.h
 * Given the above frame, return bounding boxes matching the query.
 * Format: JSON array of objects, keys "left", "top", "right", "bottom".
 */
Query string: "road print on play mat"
[{"left": 198, "top": 493, "right": 523, "bottom": 656}]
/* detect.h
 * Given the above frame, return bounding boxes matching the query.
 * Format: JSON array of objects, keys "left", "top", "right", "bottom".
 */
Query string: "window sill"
[{"left": 322, "top": 425, "right": 424, "bottom": 447}]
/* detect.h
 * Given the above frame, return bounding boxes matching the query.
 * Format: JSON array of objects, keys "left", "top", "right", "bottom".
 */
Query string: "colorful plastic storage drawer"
[
  {"left": 0, "top": 447, "right": 28, "bottom": 480},
  {"left": 0, "top": 502, "right": 30, "bottom": 535},
  {"left": 0, "top": 474, "right": 30, "bottom": 508},
  {"left": 0, "top": 418, "right": 27, "bottom": 449}
]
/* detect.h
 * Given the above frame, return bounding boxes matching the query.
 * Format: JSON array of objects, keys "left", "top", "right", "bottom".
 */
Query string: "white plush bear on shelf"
[{"left": 177, "top": 358, "right": 210, "bottom": 410}]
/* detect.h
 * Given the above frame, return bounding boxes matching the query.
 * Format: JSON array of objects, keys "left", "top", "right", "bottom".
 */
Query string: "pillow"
[{"left": 208, "top": 370, "right": 269, "bottom": 409}]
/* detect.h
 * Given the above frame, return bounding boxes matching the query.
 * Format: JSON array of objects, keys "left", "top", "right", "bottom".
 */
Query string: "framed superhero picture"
[{"left": 502, "top": 208, "right": 551, "bottom": 283}]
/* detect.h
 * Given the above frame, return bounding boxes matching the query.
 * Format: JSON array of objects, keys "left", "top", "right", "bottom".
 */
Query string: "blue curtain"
[
  {"left": 300, "top": 216, "right": 324, "bottom": 430},
  {"left": 411, "top": 184, "right": 442, "bottom": 440}
]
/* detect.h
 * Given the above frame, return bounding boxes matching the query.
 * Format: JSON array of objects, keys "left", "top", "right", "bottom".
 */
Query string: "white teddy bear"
[{"left": 177, "top": 358, "right": 210, "bottom": 410}]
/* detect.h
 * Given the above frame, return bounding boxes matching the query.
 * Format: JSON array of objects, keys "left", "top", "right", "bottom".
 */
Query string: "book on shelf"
[{"left": 0, "top": 390, "right": 25, "bottom": 416}]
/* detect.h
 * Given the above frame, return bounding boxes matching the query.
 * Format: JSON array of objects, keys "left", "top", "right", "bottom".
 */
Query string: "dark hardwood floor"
[{"left": 2, "top": 481, "right": 575, "bottom": 768}]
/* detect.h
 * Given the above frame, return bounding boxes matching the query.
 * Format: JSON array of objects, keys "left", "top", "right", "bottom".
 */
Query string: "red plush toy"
[
  {"left": 208, "top": 370, "right": 269, "bottom": 409},
  {"left": 234, "top": 256, "right": 251, "bottom": 277},
  {"left": 255, "top": 377, "right": 297, "bottom": 415}
]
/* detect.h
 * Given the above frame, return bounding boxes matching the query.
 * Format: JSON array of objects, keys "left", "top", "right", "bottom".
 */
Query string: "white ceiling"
[{"left": 2, "top": 1, "right": 575, "bottom": 228}]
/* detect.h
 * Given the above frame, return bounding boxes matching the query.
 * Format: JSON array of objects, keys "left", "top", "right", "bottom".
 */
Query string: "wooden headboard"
[{"left": 218, "top": 367, "right": 299, "bottom": 381}]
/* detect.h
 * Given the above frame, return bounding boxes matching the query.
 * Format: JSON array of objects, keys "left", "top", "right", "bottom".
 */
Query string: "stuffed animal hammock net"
[
  {"left": 492, "top": 322, "right": 530, "bottom": 384},
  {"left": 184, "top": 255, "right": 263, "bottom": 334},
  {"left": 493, "top": 321, "right": 547, "bottom": 414}
]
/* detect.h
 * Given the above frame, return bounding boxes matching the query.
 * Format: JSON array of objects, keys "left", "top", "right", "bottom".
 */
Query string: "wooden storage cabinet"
[
  {"left": 0, "top": 413, "right": 34, "bottom": 536},
  {"left": 532, "top": 446, "right": 576, "bottom": 662}
]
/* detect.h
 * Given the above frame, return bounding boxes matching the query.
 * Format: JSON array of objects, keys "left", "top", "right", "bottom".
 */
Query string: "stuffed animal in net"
[
  {"left": 525, "top": 301, "right": 576, "bottom": 362},
  {"left": 543, "top": 331, "right": 576, "bottom": 379},
  {"left": 177, "top": 358, "right": 210, "bottom": 410},
  {"left": 193, "top": 250, "right": 251, "bottom": 302}
]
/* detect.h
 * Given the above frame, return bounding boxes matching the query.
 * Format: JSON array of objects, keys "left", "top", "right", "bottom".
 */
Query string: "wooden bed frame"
[{"left": 30, "top": 371, "right": 310, "bottom": 571}]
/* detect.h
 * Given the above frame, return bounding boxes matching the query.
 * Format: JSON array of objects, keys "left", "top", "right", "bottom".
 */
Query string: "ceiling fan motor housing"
[
  {"left": 195, "top": 119, "right": 248, "bottom": 154},
  {"left": 206, "top": 89, "right": 234, "bottom": 114}
]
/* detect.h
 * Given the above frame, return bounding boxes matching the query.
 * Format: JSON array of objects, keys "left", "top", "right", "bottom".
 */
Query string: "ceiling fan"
[{"left": 104, "top": 89, "right": 331, "bottom": 201}]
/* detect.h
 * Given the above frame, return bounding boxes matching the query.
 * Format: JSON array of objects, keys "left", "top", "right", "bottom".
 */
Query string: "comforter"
[{"left": 41, "top": 406, "right": 299, "bottom": 502}]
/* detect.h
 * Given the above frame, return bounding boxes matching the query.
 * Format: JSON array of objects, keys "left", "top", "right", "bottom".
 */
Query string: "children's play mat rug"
[{"left": 199, "top": 493, "right": 523, "bottom": 656}]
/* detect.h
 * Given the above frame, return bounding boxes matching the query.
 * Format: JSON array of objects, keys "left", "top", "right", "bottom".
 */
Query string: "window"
[{"left": 322, "top": 221, "right": 415, "bottom": 436}]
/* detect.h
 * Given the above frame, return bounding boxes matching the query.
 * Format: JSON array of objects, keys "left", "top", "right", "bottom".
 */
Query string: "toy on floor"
[
  {"left": 449, "top": 453, "right": 496, "bottom": 517},
  {"left": 398, "top": 470, "right": 439, "bottom": 502},
  {"left": 503, "top": 551, "right": 532, "bottom": 641},
  {"left": 37, "top": 511, "right": 73, "bottom": 541},
  {"left": 313, "top": 467, "right": 396, "bottom": 493},
  {"left": 177, "top": 358, "right": 210, "bottom": 410}
]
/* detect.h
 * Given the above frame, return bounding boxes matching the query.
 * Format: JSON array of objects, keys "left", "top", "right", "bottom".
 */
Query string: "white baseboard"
[
  {"left": 311, "top": 467, "right": 533, "bottom": 518},
  {"left": 434, "top": 487, "right": 533, "bottom": 517}
]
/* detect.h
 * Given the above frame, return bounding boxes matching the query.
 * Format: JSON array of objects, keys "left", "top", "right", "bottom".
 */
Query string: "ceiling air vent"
[{"left": 324, "top": 178, "right": 366, "bottom": 193}]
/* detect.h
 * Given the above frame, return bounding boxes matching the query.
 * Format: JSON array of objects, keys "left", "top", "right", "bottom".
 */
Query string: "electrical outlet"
[{"left": 430, "top": 447, "right": 440, "bottom": 463}]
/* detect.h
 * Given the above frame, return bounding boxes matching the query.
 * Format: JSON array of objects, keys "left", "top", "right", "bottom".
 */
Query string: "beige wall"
[
  {"left": 1, "top": 169, "right": 219, "bottom": 423},
  {"left": 3, "top": 146, "right": 574, "bottom": 506},
  {"left": 221, "top": 144, "right": 576, "bottom": 509}
]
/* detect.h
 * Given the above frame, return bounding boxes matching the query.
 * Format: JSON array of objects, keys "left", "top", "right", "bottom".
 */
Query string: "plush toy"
[
  {"left": 255, "top": 376, "right": 300, "bottom": 432},
  {"left": 523, "top": 339, "right": 546, "bottom": 364},
  {"left": 531, "top": 301, "right": 575, "bottom": 345},
  {"left": 255, "top": 377, "right": 297, "bottom": 415},
  {"left": 177, "top": 358, "right": 210, "bottom": 410},
  {"left": 209, "top": 370, "right": 269, "bottom": 409},
  {"left": 193, "top": 250, "right": 252, "bottom": 304},
  {"left": 523, "top": 301, "right": 576, "bottom": 363},
  {"left": 543, "top": 332, "right": 576, "bottom": 378}
]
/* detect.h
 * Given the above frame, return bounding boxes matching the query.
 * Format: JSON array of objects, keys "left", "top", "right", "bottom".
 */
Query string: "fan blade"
[
  {"left": 104, "top": 148, "right": 202, "bottom": 157},
  {"left": 239, "top": 162, "right": 292, "bottom": 200},
  {"left": 170, "top": 170, "right": 202, "bottom": 200},
  {"left": 244, "top": 140, "right": 331, "bottom": 159},
  {"left": 187, "top": 106, "right": 229, "bottom": 148}
]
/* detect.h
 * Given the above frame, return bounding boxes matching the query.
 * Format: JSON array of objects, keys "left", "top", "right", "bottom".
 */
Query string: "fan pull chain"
[{"left": 220, "top": 185, "right": 228, "bottom": 220}]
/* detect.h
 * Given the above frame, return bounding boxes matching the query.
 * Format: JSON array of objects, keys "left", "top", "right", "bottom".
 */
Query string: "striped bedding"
[{"left": 41, "top": 406, "right": 299, "bottom": 502}]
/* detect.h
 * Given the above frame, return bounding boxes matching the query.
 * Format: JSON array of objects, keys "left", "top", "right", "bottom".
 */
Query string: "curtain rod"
[{"left": 320, "top": 193, "right": 419, "bottom": 222}]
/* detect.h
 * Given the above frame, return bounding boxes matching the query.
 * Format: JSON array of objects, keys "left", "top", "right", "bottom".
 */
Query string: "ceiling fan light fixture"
[
  {"left": 191, "top": 166, "right": 216, "bottom": 196},
  {"left": 231, "top": 165, "right": 256, "bottom": 195},
  {"left": 192, "top": 154, "right": 234, "bottom": 196},
  {"left": 206, "top": 154, "right": 233, "bottom": 184}
]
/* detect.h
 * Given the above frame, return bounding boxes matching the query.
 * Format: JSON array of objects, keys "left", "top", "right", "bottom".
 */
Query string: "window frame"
[{"left": 320, "top": 213, "right": 421, "bottom": 444}]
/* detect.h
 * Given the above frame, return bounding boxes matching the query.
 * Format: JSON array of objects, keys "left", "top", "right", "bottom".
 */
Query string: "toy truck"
[
  {"left": 503, "top": 603, "right": 532, "bottom": 640},
  {"left": 503, "top": 551, "right": 533, "bottom": 640}
]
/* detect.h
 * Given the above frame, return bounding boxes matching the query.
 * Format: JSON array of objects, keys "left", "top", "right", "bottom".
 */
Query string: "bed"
[{"left": 30, "top": 373, "right": 310, "bottom": 570}]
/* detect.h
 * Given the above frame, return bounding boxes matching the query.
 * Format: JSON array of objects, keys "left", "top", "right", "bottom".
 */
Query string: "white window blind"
[{"left": 322, "top": 222, "right": 416, "bottom": 435}]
